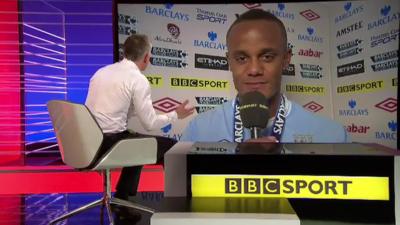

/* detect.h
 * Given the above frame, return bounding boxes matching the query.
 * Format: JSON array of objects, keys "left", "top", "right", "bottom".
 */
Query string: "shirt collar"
[{"left": 121, "top": 58, "right": 140, "bottom": 70}]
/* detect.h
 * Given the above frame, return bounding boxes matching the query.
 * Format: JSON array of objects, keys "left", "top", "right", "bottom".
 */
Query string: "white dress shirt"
[{"left": 85, "top": 58, "right": 177, "bottom": 133}]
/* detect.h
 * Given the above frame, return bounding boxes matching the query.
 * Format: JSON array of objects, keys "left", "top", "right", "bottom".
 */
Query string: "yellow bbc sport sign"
[{"left": 191, "top": 175, "right": 389, "bottom": 200}]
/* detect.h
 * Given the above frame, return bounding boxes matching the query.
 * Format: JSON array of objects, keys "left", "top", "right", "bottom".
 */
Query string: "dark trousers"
[{"left": 101, "top": 130, "right": 177, "bottom": 198}]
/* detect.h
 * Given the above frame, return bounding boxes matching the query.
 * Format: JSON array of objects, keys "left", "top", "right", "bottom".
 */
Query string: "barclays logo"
[
  {"left": 145, "top": 4, "right": 190, "bottom": 22},
  {"left": 193, "top": 31, "right": 227, "bottom": 51},
  {"left": 339, "top": 99, "right": 368, "bottom": 116},
  {"left": 266, "top": 3, "right": 295, "bottom": 20},
  {"left": 334, "top": 2, "right": 364, "bottom": 24},
  {"left": 367, "top": 5, "right": 400, "bottom": 30},
  {"left": 375, "top": 120, "right": 397, "bottom": 140},
  {"left": 298, "top": 27, "right": 323, "bottom": 43}
]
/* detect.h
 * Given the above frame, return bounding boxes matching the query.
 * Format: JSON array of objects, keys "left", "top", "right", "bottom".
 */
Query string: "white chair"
[{"left": 47, "top": 100, "right": 158, "bottom": 225}]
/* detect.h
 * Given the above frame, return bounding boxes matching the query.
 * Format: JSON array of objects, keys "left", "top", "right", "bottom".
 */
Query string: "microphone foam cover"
[{"left": 238, "top": 91, "right": 270, "bottom": 128}]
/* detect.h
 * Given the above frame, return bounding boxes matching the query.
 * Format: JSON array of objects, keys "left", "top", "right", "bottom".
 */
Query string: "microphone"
[{"left": 238, "top": 91, "right": 270, "bottom": 139}]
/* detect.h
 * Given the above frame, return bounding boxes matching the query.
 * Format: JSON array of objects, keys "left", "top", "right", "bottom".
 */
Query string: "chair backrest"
[{"left": 47, "top": 100, "right": 103, "bottom": 169}]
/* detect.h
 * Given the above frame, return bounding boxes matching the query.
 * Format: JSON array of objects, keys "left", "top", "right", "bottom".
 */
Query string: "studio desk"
[{"left": 150, "top": 142, "right": 399, "bottom": 225}]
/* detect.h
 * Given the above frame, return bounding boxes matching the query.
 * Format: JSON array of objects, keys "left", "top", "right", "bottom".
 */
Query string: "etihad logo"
[
  {"left": 370, "top": 29, "right": 399, "bottom": 48},
  {"left": 367, "top": 5, "right": 400, "bottom": 30},
  {"left": 285, "top": 84, "right": 325, "bottom": 95},
  {"left": 195, "top": 53, "right": 228, "bottom": 71},
  {"left": 145, "top": 4, "right": 190, "bottom": 22},
  {"left": 193, "top": 31, "right": 227, "bottom": 51},
  {"left": 334, "top": 2, "right": 364, "bottom": 24},
  {"left": 145, "top": 75, "right": 163, "bottom": 87},
  {"left": 370, "top": 50, "right": 398, "bottom": 72},
  {"left": 345, "top": 123, "right": 370, "bottom": 134},
  {"left": 337, "top": 80, "right": 384, "bottom": 94},
  {"left": 298, "top": 48, "right": 323, "bottom": 58},
  {"left": 298, "top": 27, "right": 323, "bottom": 43},
  {"left": 196, "top": 8, "right": 227, "bottom": 24},
  {"left": 266, "top": 3, "right": 295, "bottom": 20},
  {"left": 375, "top": 97, "right": 397, "bottom": 113},
  {"left": 375, "top": 120, "right": 397, "bottom": 141},
  {"left": 151, "top": 46, "right": 187, "bottom": 58},
  {"left": 336, "top": 21, "right": 363, "bottom": 37},
  {"left": 153, "top": 97, "right": 181, "bottom": 113},
  {"left": 243, "top": 3, "right": 261, "bottom": 9},
  {"left": 303, "top": 101, "right": 323, "bottom": 113},
  {"left": 300, "top": 9, "right": 320, "bottom": 21},
  {"left": 300, "top": 64, "right": 322, "bottom": 79},
  {"left": 339, "top": 99, "right": 368, "bottom": 116},
  {"left": 283, "top": 64, "right": 295, "bottom": 76},
  {"left": 337, "top": 60, "right": 364, "bottom": 77},
  {"left": 170, "top": 77, "right": 229, "bottom": 90}
]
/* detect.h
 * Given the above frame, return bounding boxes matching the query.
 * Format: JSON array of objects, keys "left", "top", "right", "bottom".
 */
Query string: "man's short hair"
[
  {"left": 226, "top": 9, "right": 288, "bottom": 51},
  {"left": 123, "top": 34, "right": 151, "bottom": 61}
]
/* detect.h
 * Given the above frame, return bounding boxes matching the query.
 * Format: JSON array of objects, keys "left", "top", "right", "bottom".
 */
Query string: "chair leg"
[
  {"left": 111, "top": 197, "right": 155, "bottom": 214},
  {"left": 49, "top": 198, "right": 103, "bottom": 225}
]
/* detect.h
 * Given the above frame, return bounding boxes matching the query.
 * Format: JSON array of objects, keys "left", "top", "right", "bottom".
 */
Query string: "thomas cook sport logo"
[
  {"left": 283, "top": 64, "right": 295, "bottom": 76},
  {"left": 370, "top": 50, "right": 398, "bottom": 72},
  {"left": 337, "top": 39, "right": 363, "bottom": 59},
  {"left": 368, "top": 5, "right": 400, "bottom": 30},
  {"left": 375, "top": 120, "right": 397, "bottom": 141},
  {"left": 195, "top": 96, "right": 228, "bottom": 113},
  {"left": 300, "top": 9, "right": 320, "bottom": 21},
  {"left": 150, "top": 46, "right": 188, "bottom": 68},
  {"left": 153, "top": 97, "right": 181, "bottom": 113},
  {"left": 370, "top": 29, "right": 399, "bottom": 48},
  {"left": 118, "top": 14, "right": 137, "bottom": 36},
  {"left": 339, "top": 99, "right": 368, "bottom": 116},
  {"left": 145, "top": 4, "right": 189, "bottom": 22},
  {"left": 300, "top": 64, "right": 322, "bottom": 79},
  {"left": 337, "top": 60, "right": 364, "bottom": 77},
  {"left": 195, "top": 54, "right": 228, "bottom": 71},
  {"left": 335, "top": 2, "right": 364, "bottom": 24},
  {"left": 303, "top": 101, "right": 323, "bottom": 113},
  {"left": 375, "top": 97, "right": 397, "bottom": 113},
  {"left": 298, "top": 27, "right": 323, "bottom": 43},
  {"left": 196, "top": 8, "right": 227, "bottom": 24}
]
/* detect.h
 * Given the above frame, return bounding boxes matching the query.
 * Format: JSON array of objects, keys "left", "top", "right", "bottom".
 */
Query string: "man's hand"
[{"left": 175, "top": 99, "right": 195, "bottom": 119}]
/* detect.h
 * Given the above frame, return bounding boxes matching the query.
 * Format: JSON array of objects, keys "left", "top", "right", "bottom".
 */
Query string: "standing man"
[
  {"left": 181, "top": 9, "right": 349, "bottom": 143},
  {"left": 86, "top": 34, "right": 194, "bottom": 200}
]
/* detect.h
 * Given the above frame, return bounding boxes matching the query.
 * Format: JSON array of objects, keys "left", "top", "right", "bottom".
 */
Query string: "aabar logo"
[
  {"left": 303, "top": 101, "right": 323, "bottom": 113},
  {"left": 375, "top": 120, "right": 397, "bottom": 141},
  {"left": 153, "top": 97, "right": 181, "bottom": 113},
  {"left": 191, "top": 175, "right": 389, "bottom": 200},
  {"left": 345, "top": 123, "right": 370, "bottom": 133},
  {"left": 338, "top": 99, "right": 368, "bottom": 116},
  {"left": 170, "top": 77, "right": 229, "bottom": 90},
  {"left": 298, "top": 48, "right": 323, "bottom": 58},
  {"left": 195, "top": 53, "right": 228, "bottom": 71},
  {"left": 336, "top": 21, "right": 363, "bottom": 37},
  {"left": 337, "top": 60, "right": 364, "bottom": 77},
  {"left": 300, "top": 9, "right": 320, "bottom": 21},
  {"left": 337, "top": 80, "right": 384, "bottom": 94},
  {"left": 375, "top": 97, "right": 397, "bottom": 113}
]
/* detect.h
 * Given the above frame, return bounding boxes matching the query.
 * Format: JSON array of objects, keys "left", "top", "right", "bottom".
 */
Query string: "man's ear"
[{"left": 143, "top": 52, "right": 150, "bottom": 64}]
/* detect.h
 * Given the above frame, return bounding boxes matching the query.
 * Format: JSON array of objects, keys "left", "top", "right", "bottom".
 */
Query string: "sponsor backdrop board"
[{"left": 116, "top": 1, "right": 398, "bottom": 149}]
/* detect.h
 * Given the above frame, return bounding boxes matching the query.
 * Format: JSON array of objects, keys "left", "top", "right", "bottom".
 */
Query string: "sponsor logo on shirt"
[
  {"left": 153, "top": 97, "right": 181, "bottom": 113},
  {"left": 300, "top": 9, "right": 320, "bottom": 21},
  {"left": 370, "top": 29, "right": 399, "bottom": 48},
  {"left": 170, "top": 77, "right": 229, "bottom": 90},
  {"left": 285, "top": 84, "right": 325, "bottom": 95},
  {"left": 303, "top": 101, "right": 323, "bottom": 113},
  {"left": 375, "top": 97, "right": 397, "bottom": 113},
  {"left": 370, "top": 50, "right": 398, "bottom": 72},
  {"left": 145, "top": 4, "right": 190, "bottom": 22},
  {"left": 334, "top": 2, "right": 364, "bottom": 24},
  {"left": 367, "top": 5, "right": 400, "bottom": 30},
  {"left": 337, "top": 60, "right": 364, "bottom": 77},
  {"left": 375, "top": 120, "right": 397, "bottom": 141},
  {"left": 336, "top": 21, "right": 363, "bottom": 37},
  {"left": 300, "top": 64, "right": 323, "bottom": 79},
  {"left": 338, "top": 99, "right": 368, "bottom": 116},
  {"left": 298, "top": 27, "right": 323, "bottom": 43},
  {"left": 336, "top": 80, "right": 384, "bottom": 94},
  {"left": 193, "top": 31, "right": 227, "bottom": 51},
  {"left": 196, "top": 8, "right": 227, "bottom": 24},
  {"left": 194, "top": 53, "right": 228, "bottom": 71}
]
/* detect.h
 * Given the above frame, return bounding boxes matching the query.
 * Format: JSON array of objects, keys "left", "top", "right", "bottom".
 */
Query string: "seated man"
[{"left": 181, "top": 9, "right": 349, "bottom": 143}]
